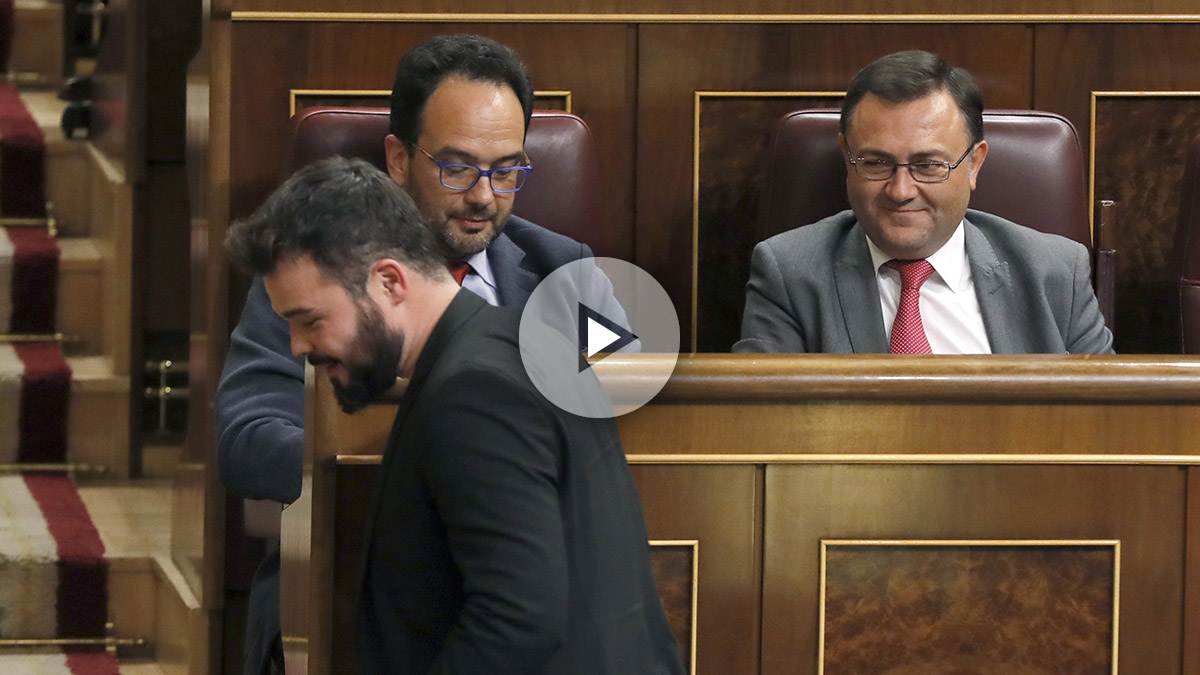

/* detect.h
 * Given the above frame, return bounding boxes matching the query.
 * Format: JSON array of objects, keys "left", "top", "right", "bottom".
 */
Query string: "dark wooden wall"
[
  {"left": 216, "top": 10, "right": 1200, "bottom": 354},
  {"left": 193, "top": 5, "right": 1200, "bottom": 673}
]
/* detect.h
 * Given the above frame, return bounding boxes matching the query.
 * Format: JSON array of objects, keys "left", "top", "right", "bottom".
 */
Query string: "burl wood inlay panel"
[
  {"left": 649, "top": 543, "right": 696, "bottom": 672},
  {"left": 821, "top": 543, "right": 1115, "bottom": 674},
  {"left": 1093, "top": 95, "right": 1200, "bottom": 354},
  {"left": 762, "top": 464, "right": 1183, "bottom": 675},
  {"left": 696, "top": 95, "right": 842, "bottom": 352}
]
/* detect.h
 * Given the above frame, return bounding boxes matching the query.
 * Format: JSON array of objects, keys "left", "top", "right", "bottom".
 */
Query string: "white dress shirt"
[
  {"left": 460, "top": 249, "right": 500, "bottom": 307},
  {"left": 866, "top": 222, "right": 992, "bottom": 354}
]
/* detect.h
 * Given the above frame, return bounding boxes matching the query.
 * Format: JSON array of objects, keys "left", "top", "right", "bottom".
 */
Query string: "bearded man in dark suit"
[{"left": 225, "top": 156, "right": 684, "bottom": 675}]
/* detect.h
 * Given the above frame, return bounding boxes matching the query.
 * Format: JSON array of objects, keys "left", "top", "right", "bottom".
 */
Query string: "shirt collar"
[
  {"left": 466, "top": 248, "right": 497, "bottom": 290},
  {"left": 866, "top": 220, "right": 971, "bottom": 293}
]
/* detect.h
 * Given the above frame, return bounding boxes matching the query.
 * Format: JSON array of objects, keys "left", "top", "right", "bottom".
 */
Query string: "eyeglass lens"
[
  {"left": 854, "top": 159, "right": 951, "bottom": 182},
  {"left": 439, "top": 163, "right": 528, "bottom": 192}
]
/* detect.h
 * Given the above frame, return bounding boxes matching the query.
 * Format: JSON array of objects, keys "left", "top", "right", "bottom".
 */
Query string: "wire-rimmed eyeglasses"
[
  {"left": 417, "top": 146, "right": 533, "bottom": 193},
  {"left": 846, "top": 143, "right": 977, "bottom": 183}
]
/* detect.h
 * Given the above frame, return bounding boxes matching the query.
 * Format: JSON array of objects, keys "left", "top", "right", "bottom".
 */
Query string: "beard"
[
  {"left": 308, "top": 300, "right": 405, "bottom": 414},
  {"left": 406, "top": 177, "right": 509, "bottom": 260},
  {"left": 433, "top": 206, "right": 507, "bottom": 260}
]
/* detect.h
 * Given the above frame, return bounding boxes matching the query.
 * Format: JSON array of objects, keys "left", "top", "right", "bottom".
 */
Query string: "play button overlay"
[
  {"left": 519, "top": 257, "right": 680, "bottom": 418},
  {"left": 578, "top": 303, "right": 638, "bottom": 372}
]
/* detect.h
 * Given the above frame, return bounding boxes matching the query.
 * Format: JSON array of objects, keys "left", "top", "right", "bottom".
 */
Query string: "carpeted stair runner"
[
  {"left": 0, "top": 80, "right": 47, "bottom": 218},
  {"left": 2, "top": 226, "right": 61, "bottom": 333},
  {"left": 0, "top": 473, "right": 107, "bottom": 638},
  {"left": 0, "top": 55, "right": 117, "bottom": 673},
  {"left": 0, "top": 649, "right": 120, "bottom": 674}
]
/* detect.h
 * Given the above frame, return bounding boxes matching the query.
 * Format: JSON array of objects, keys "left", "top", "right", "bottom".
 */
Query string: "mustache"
[
  {"left": 307, "top": 353, "right": 340, "bottom": 367},
  {"left": 448, "top": 205, "right": 497, "bottom": 221}
]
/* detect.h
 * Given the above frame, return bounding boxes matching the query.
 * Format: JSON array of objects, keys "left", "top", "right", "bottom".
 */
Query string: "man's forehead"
[
  {"left": 418, "top": 77, "right": 525, "bottom": 150},
  {"left": 847, "top": 91, "right": 969, "bottom": 149},
  {"left": 264, "top": 256, "right": 340, "bottom": 314}
]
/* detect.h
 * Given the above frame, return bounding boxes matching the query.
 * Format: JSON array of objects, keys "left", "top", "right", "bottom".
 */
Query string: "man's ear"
[
  {"left": 369, "top": 258, "right": 410, "bottom": 307},
  {"left": 966, "top": 140, "right": 989, "bottom": 191},
  {"left": 838, "top": 133, "right": 852, "bottom": 165},
  {"left": 384, "top": 135, "right": 411, "bottom": 188}
]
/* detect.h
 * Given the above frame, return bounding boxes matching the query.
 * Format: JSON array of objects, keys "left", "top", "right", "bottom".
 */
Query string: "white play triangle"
[{"left": 586, "top": 317, "right": 622, "bottom": 357}]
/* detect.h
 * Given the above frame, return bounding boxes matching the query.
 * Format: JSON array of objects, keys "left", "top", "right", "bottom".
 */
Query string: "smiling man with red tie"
[{"left": 734, "top": 50, "right": 1113, "bottom": 356}]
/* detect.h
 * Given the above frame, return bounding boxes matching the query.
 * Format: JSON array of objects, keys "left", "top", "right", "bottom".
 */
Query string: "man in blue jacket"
[{"left": 216, "top": 34, "right": 620, "bottom": 675}]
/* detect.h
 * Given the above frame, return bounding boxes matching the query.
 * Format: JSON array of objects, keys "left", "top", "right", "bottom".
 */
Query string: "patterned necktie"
[
  {"left": 447, "top": 261, "right": 470, "bottom": 286},
  {"left": 884, "top": 259, "right": 935, "bottom": 354}
]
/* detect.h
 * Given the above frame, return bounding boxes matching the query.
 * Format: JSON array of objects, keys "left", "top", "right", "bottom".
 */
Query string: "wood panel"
[
  {"left": 636, "top": 24, "right": 1031, "bottom": 349},
  {"left": 290, "top": 90, "right": 569, "bottom": 116},
  {"left": 228, "top": 0, "right": 1200, "bottom": 17},
  {"left": 278, "top": 356, "right": 1200, "bottom": 675},
  {"left": 631, "top": 464, "right": 762, "bottom": 675},
  {"left": 90, "top": 0, "right": 143, "bottom": 179},
  {"left": 180, "top": 0, "right": 227, "bottom": 641},
  {"left": 1094, "top": 95, "right": 1200, "bottom": 353},
  {"left": 821, "top": 542, "right": 1116, "bottom": 673},
  {"left": 761, "top": 464, "right": 1185, "bottom": 675},
  {"left": 648, "top": 542, "right": 698, "bottom": 671},
  {"left": 1186, "top": 467, "right": 1200, "bottom": 673},
  {"left": 613, "top": 355, "right": 1200, "bottom": 458},
  {"left": 1034, "top": 24, "right": 1200, "bottom": 353},
  {"left": 696, "top": 94, "right": 841, "bottom": 352},
  {"left": 228, "top": 21, "right": 634, "bottom": 312}
]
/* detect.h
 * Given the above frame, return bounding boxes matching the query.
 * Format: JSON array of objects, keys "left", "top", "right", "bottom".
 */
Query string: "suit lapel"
[
  {"left": 489, "top": 232, "right": 540, "bottom": 307},
  {"left": 834, "top": 225, "right": 890, "bottom": 353},
  {"left": 963, "top": 217, "right": 1018, "bottom": 353}
]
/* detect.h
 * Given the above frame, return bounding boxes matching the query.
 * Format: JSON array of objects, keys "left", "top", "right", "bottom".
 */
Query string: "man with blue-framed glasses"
[{"left": 736, "top": 50, "right": 1113, "bottom": 356}]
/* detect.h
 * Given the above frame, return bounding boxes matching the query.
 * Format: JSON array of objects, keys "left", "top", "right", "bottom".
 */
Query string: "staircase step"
[
  {"left": 0, "top": 653, "right": 174, "bottom": 674},
  {"left": 58, "top": 236, "right": 102, "bottom": 353},
  {"left": 20, "top": 89, "right": 93, "bottom": 237},
  {"left": 68, "top": 356, "right": 129, "bottom": 477},
  {"left": 10, "top": 1, "right": 63, "bottom": 87},
  {"left": 77, "top": 479, "right": 170, "bottom": 651}
]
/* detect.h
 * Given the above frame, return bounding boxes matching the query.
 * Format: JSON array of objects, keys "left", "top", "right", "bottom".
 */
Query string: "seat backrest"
[
  {"left": 756, "top": 109, "right": 1092, "bottom": 249},
  {"left": 288, "top": 107, "right": 611, "bottom": 256},
  {"left": 1173, "top": 133, "right": 1200, "bottom": 353}
]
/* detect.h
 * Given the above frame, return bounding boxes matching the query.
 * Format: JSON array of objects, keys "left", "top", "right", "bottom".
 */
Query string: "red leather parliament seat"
[{"left": 757, "top": 109, "right": 1116, "bottom": 328}]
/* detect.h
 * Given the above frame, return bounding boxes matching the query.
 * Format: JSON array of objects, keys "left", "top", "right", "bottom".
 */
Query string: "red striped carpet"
[
  {"left": 0, "top": 650, "right": 120, "bottom": 674},
  {"left": 0, "top": 57, "right": 115, "bottom": 673},
  {"left": 3, "top": 227, "right": 61, "bottom": 333},
  {"left": 0, "top": 80, "right": 47, "bottom": 218}
]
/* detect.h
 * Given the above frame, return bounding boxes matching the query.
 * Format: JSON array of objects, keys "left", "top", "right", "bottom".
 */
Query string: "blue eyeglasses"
[{"left": 417, "top": 146, "right": 533, "bottom": 193}]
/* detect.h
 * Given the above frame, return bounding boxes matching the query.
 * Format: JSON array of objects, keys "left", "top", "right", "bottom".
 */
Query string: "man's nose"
[
  {"left": 290, "top": 332, "right": 311, "bottom": 358},
  {"left": 884, "top": 165, "right": 920, "bottom": 201},
  {"left": 463, "top": 174, "right": 496, "bottom": 206}
]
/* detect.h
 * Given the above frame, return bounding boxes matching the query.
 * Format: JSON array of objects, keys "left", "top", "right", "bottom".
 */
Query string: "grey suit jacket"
[{"left": 734, "top": 209, "right": 1114, "bottom": 355}]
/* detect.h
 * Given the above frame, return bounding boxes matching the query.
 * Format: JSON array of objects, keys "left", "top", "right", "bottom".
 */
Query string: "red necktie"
[
  {"left": 448, "top": 261, "right": 470, "bottom": 286},
  {"left": 885, "top": 259, "right": 935, "bottom": 354}
]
